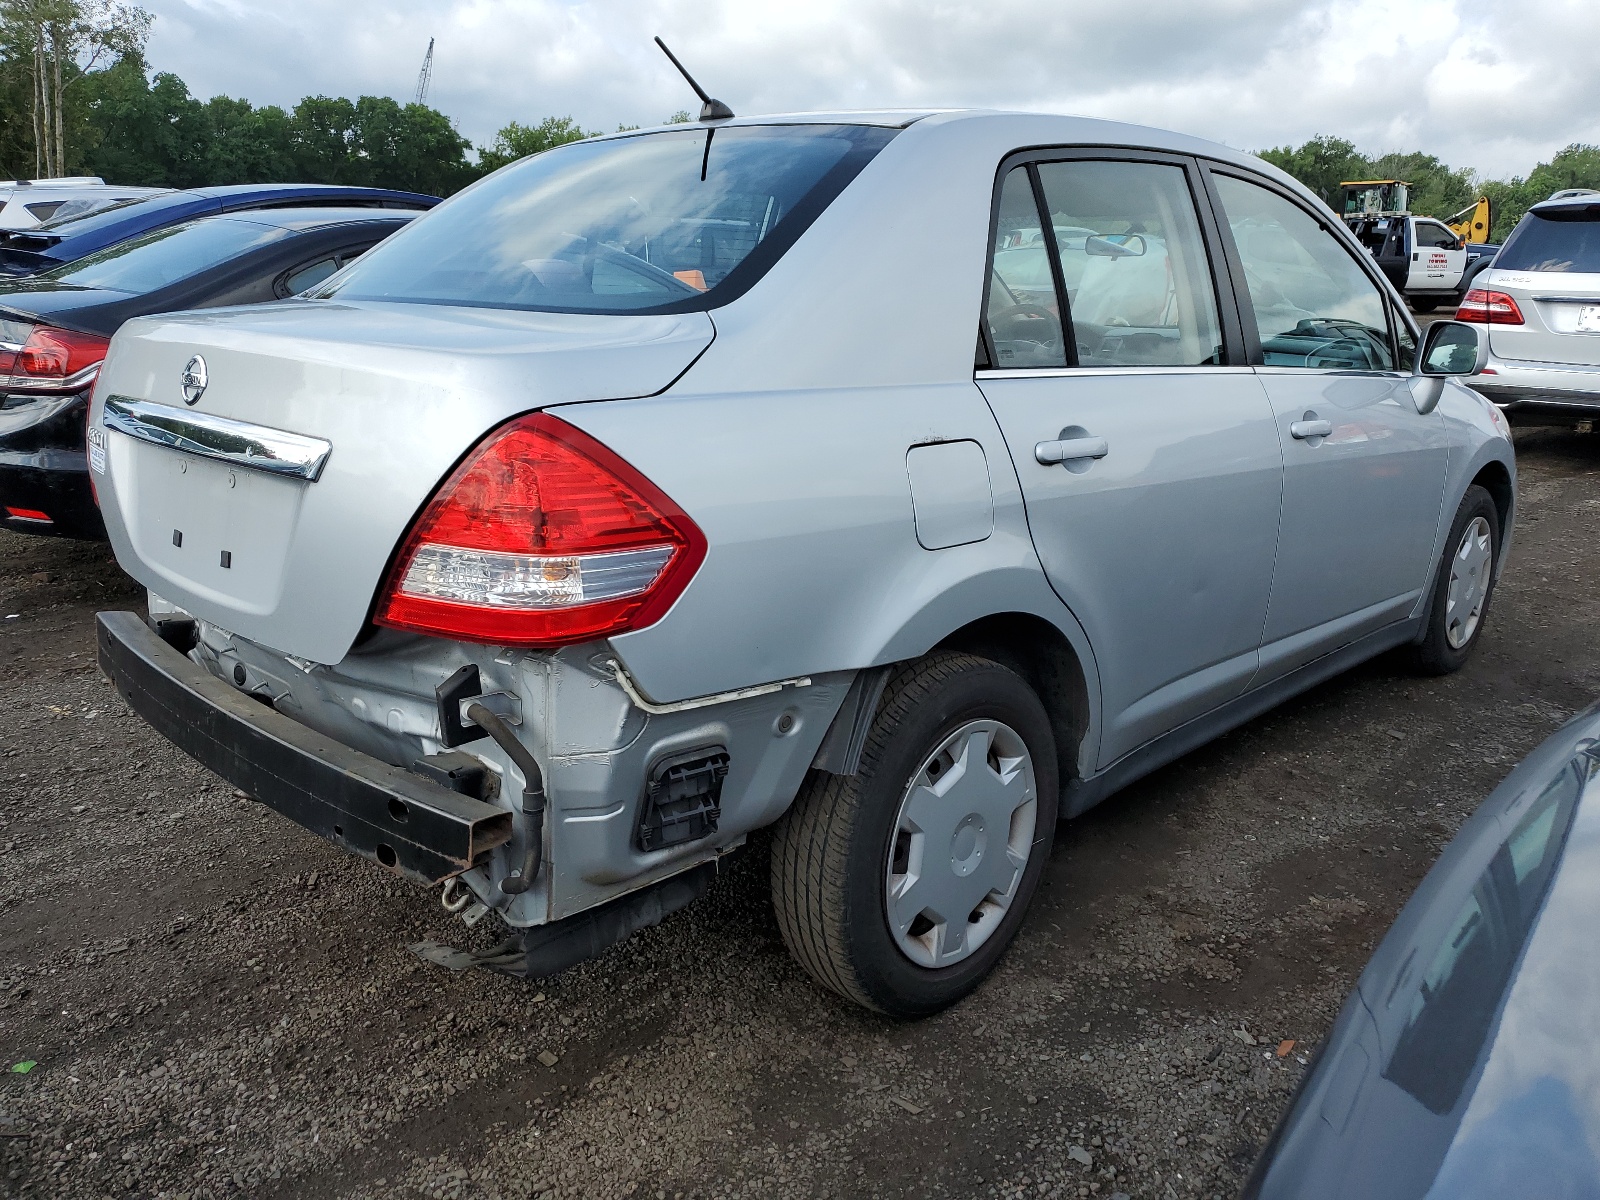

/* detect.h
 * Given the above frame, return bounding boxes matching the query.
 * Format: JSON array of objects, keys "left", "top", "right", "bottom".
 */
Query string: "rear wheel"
[
  {"left": 770, "top": 652, "right": 1058, "bottom": 1017},
  {"left": 1412, "top": 485, "right": 1500, "bottom": 674},
  {"left": 1410, "top": 299, "right": 1439, "bottom": 313}
]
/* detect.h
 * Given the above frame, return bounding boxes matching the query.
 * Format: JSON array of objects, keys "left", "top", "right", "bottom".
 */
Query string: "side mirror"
[
  {"left": 1085, "top": 233, "right": 1146, "bottom": 259},
  {"left": 1410, "top": 320, "right": 1486, "bottom": 415},
  {"left": 1420, "top": 320, "right": 1487, "bottom": 376}
]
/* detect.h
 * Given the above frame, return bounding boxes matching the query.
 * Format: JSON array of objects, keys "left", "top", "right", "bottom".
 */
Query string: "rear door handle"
[
  {"left": 1290, "top": 419, "right": 1333, "bottom": 440},
  {"left": 1035, "top": 436, "right": 1109, "bottom": 465}
]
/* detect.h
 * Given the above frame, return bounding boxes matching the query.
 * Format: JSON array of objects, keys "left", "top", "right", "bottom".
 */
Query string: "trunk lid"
[
  {"left": 1486, "top": 268, "right": 1600, "bottom": 366},
  {"left": 92, "top": 299, "right": 713, "bottom": 664}
]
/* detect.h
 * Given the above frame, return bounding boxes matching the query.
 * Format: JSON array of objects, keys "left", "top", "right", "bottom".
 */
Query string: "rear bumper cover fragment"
[{"left": 96, "top": 610, "right": 514, "bottom": 883}]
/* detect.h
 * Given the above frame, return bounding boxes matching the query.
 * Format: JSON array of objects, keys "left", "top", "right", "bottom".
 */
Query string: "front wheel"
[
  {"left": 770, "top": 652, "right": 1058, "bottom": 1017},
  {"left": 1411, "top": 484, "right": 1500, "bottom": 674}
]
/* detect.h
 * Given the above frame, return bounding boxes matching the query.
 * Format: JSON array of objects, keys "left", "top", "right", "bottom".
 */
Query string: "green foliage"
[
  {"left": 1257, "top": 135, "right": 1367, "bottom": 209},
  {"left": 1261, "top": 136, "right": 1600, "bottom": 243},
  {"left": 476, "top": 115, "right": 595, "bottom": 173},
  {"left": 665, "top": 110, "right": 692, "bottom": 124}
]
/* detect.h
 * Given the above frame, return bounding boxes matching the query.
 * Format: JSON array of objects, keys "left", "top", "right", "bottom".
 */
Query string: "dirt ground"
[{"left": 2, "top": 419, "right": 1598, "bottom": 1200}]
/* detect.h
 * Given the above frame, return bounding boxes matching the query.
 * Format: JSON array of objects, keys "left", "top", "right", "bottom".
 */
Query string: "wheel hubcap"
[
  {"left": 1445, "top": 515, "right": 1493, "bottom": 650},
  {"left": 884, "top": 719, "right": 1038, "bottom": 969}
]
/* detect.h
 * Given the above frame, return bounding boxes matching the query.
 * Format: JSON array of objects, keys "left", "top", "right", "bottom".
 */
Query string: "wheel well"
[
  {"left": 934, "top": 613, "right": 1090, "bottom": 787},
  {"left": 1471, "top": 460, "right": 1513, "bottom": 541}
]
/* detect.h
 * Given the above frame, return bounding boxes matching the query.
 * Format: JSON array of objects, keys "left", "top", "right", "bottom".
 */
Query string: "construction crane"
[{"left": 414, "top": 38, "right": 434, "bottom": 106}]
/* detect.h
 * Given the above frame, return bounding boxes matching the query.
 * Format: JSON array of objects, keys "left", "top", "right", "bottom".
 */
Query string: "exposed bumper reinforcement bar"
[{"left": 96, "top": 610, "right": 514, "bottom": 884}]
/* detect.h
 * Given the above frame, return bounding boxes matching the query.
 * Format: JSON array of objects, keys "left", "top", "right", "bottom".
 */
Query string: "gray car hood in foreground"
[
  {"left": 91, "top": 300, "right": 714, "bottom": 663},
  {"left": 1248, "top": 702, "right": 1600, "bottom": 1199}
]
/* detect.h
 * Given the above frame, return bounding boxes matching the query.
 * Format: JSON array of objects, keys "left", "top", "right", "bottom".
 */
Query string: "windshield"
[
  {"left": 317, "top": 124, "right": 897, "bottom": 314},
  {"left": 1496, "top": 208, "right": 1600, "bottom": 273},
  {"left": 39, "top": 218, "right": 287, "bottom": 293},
  {"left": 39, "top": 195, "right": 156, "bottom": 227}
]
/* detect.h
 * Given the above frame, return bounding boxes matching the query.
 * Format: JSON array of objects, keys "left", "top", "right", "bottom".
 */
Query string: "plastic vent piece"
[{"left": 636, "top": 748, "right": 730, "bottom": 852}]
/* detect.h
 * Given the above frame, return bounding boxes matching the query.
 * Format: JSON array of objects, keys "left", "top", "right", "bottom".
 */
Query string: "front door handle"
[
  {"left": 1290, "top": 419, "right": 1333, "bottom": 440},
  {"left": 1035, "top": 436, "right": 1109, "bottom": 465}
]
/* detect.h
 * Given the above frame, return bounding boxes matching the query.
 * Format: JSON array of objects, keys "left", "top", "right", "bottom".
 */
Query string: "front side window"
[
  {"left": 1414, "top": 221, "right": 1459, "bottom": 249},
  {"left": 37, "top": 217, "right": 286, "bottom": 293},
  {"left": 1214, "top": 174, "right": 1396, "bottom": 371},
  {"left": 317, "top": 124, "right": 896, "bottom": 314},
  {"left": 985, "top": 167, "right": 1067, "bottom": 368},
  {"left": 1035, "top": 160, "right": 1224, "bottom": 367},
  {"left": 1496, "top": 207, "right": 1600, "bottom": 273}
]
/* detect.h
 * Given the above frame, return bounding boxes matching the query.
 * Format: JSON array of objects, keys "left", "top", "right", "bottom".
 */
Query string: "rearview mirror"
[
  {"left": 1085, "top": 234, "right": 1146, "bottom": 259},
  {"left": 1420, "top": 320, "right": 1487, "bottom": 377}
]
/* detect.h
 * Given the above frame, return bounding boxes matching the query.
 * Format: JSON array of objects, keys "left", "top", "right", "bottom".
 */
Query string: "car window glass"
[
  {"left": 984, "top": 167, "right": 1066, "bottom": 368},
  {"left": 39, "top": 218, "right": 286, "bottom": 293},
  {"left": 320, "top": 125, "right": 895, "bottom": 314},
  {"left": 1214, "top": 174, "right": 1395, "bottom": 371},
  {"left": 1415, "top": 223, "right": 1457, "bottom": 249},
  {"left": 283, "top": 257, "right": 340, "bottom": 295},
  {"left": 24, "top": 201, "right": 64, "bottom": 222},
  {"left": 1035, "top": 160, "right": 1223, "bottom": 367},
  {"left": 1382, "top": 761, "right": 1583, "bottom": 1114},
  {"left": 1495, "top": 208, "right": 1600, "bottom": 273}
]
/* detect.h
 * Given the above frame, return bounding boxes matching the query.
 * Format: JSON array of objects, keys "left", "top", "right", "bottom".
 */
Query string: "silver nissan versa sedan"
[{"left": 88, "top": 111, "right": 1516, "bottom": 1017}]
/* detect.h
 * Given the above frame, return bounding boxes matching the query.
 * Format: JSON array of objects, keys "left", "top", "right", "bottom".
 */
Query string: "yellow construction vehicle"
[{"left": 1446, "top": 196, "right": 1491, "bottom": 244}]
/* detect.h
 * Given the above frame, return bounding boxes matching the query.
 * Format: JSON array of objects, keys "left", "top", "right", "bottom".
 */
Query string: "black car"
[
  {"left": 0, "top": 207, "right": 417, "bottom": 537},
  {"left": 1246, "top": 703, "right": 1600, "bottom": 1199},
  {"left": 0, "top": 183, "right": 436, "bottom": 277}
]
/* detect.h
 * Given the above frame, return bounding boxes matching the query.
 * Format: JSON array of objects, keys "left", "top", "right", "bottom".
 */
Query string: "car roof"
[
  {"left": 204, "top": 207, "right": 419, "bottom": 232},
  {"left": 592, "top": 108, "right": 1288, "bottom": 181},
  {"left": 1530, "top": 191, "right": 1600, "bottom": 215}
]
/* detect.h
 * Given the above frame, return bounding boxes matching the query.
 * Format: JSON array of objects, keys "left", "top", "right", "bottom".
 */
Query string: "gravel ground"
[{"left": 2, "top": 420, "right": 1599, "bottom": 1200}]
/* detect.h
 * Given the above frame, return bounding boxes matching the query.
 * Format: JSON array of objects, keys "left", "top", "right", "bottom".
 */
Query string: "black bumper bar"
[{"left": 96, "top": 611, "right": 514, "bottom": 884}]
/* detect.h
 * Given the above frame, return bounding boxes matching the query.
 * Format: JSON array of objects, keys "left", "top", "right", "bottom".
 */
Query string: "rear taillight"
[
  {"left": 1456, "top": 289, "right": 1525, "bottom": 325},
  {"left": 4, "top": 326, "right": 110, "bottom": 391},
  {"left": 375, "top": 413, "right": 706, "bottom": 648}
]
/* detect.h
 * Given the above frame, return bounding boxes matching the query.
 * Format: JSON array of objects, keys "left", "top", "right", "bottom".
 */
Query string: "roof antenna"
[{"left": 654, "top": 36, "right": 733, "bottom": 122}]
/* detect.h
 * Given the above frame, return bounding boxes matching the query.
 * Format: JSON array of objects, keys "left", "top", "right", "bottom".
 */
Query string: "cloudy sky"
[{"left": 138, "top": 0, "right": 1599, "bottom": 179}]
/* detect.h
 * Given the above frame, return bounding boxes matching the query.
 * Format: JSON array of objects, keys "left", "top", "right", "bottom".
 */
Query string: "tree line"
[
  {"left": 0, "top": 0, "right": 690, "bottom": 196},
  {"left": 1259, "top": 135, "right": 1600, "bottom": 243},
  {"left": 4, "top": 3, "right": 1598, "bottom": 232}
]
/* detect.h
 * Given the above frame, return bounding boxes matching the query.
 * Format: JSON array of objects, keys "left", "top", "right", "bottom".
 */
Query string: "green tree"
[
  {"left": 665, "top": 109, "right": 691, "bottom": 124},
  {"left": 0, "top": 0, "right": 150, "bottom": 177},
  {"left": 476, "top": 115, "right": 595, "bottom": 172},
  {"left": 289, "top": 94, "right": 358, "bottom": 183},
  {"left": 1257, "top": 135, "right": 1368, "bottom": 209},
  {"left": 350, "top": 95, "right": 475, "bottom": 195},
  {"left": 199, "top": 94, "right": 296, "bottom": 183}
]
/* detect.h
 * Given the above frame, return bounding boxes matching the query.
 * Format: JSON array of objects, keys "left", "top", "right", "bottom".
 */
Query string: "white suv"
[
  {"left": 0, "top": 178, "right": 167, "bottom": 231},
  {"left": 1460, "top": 192, "right": 1600, "bottom": 413}
]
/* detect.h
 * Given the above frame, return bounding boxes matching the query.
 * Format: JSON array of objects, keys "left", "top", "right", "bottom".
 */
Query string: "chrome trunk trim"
[{"left": 102, "top": 395, "right": 332, "bottom": 481}]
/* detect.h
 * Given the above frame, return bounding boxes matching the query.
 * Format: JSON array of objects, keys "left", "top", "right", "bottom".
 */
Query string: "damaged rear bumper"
[{"left": 95, "top": 610, "right": 514, "bottom": 883}]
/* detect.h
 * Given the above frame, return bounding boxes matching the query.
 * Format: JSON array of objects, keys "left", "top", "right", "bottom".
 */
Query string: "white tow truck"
[{"left": 1339, "top": 180, "right": 1497, "bottom": 312}]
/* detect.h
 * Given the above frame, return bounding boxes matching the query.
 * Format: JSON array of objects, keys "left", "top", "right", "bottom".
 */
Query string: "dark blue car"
[
  {"left": 1246, "top": 703, "right": 1600, "bottom": 1199},
  {"left": 0, "top": 184, "right": 437, "bottom": 276},
  {"left": 0, "top": 207, "right": 418, "bottom": 537}
]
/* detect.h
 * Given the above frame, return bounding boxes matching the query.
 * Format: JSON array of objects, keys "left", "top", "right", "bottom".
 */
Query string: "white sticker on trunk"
[{"left": 87, "top": 426, "right": 106, "bottom": 474}]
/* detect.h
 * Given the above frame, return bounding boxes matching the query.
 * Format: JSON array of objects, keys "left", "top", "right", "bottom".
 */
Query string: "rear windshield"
[
  {"left": 1496, "top": 207, "right": 1600, "bottom": 273},
  {"left": 316, "top": 124, "right": 897, "bottom": 314},
  {"left": 39, "top": 218, "right": 286, "bottom": 293}
]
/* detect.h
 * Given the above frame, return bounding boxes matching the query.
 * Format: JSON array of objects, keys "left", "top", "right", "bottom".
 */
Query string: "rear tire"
[
  {"left": 770, "top": 652, "right": 1058, "bottom": 1017},
  {"left": 1410, "top": 300, "right": 1439, "bottom": 314},
  {"left": 1411, "top": 484, "right": 1500, "bottom": 675}
]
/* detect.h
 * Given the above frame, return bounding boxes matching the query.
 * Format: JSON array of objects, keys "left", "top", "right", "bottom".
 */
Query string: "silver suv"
[
  {"left": 1460, "top": 191, "right": 1600, "bottom": 412},
  {"left": 90, "top": 112, "right": 1515, "bottom": 1017}
]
